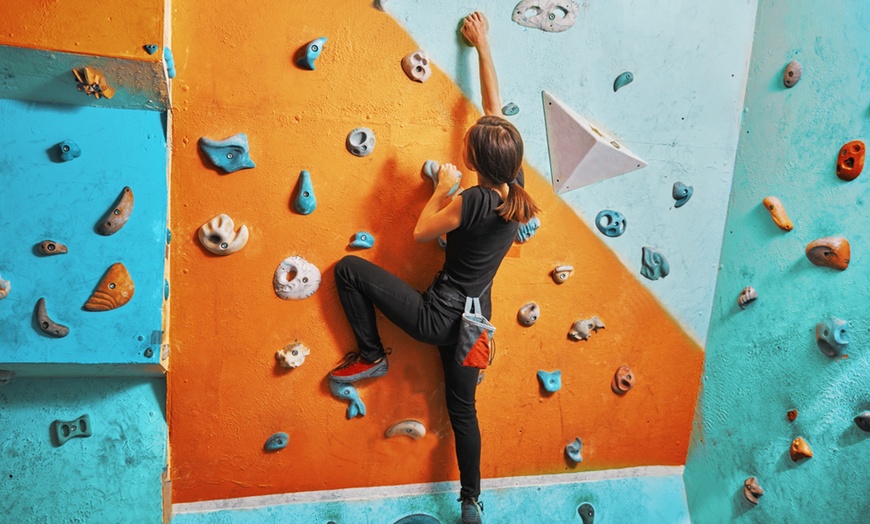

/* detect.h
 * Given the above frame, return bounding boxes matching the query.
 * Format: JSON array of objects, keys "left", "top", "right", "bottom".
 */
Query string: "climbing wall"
[
  {"left": 683, "top": 0, "right": 870, "bottom": 521},
  {"left": 168, "top": 0, "right": 705, "bottom": 521}
]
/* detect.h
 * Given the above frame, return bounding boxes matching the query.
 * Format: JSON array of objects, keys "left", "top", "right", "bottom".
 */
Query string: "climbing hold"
[
  {"left": 198, "top": 214, "right": 250, "bottom": 255},
  {"left": 787, "top": 409, "right": 798, "bottom": 422},
  {"left": 762, "top": 196, "right": 793, "bottom": 231},
  {"left": 421, "top": 160, "right": 461, "bottom": 197},
  {"left": 672, "top": 182, "right": 693, "bottom": 208},
  {"left": 163, "top": 279, "right": 169, "bottom": 300},
  {"left": 53, "top": 414, "right": 92, "bottom": 446},
  {"left": 512, "top": 0, "right": 579, "bottom": 33},
  {"left": 805, "top": 236, "right": 850, "bottom": 270},
  {"left": 96, "top": 186, "right": 134, "bottom": 236},
  {"left": 502, "top": 102, "right": 520, "bottom": 116},
  {"left": 72, "top": 67, "right": 115, "bottom": 99},
  {"left": 199, "top": 134, "right": 256, "bottom": 173},
  {"left": 385, "top": 420, "right": 427, "bottom": 440},
  {"left": 143, "top": 44, "right": 159, "bottom": 55},
  {"left": 297, "top": 37, "right": 327, "bottom": 70},
  {"left": 816, "top": 317, "right": 849, "bottom": 357},
  {"left": 163, "top": 47, "right": 176, "bottom": 78},
  {"left": 84, "top": 263, "right": 135, "bottom": 311},
  {"left": 611, "top": 365, "right": 634, "bottom": 395},
  {"left": 437, "top": 236, "right": 447, "bottom": 249},
  {"left": 292, "top": 170, "right": 317, "bottom": 215},
  {"left": 35, "top": 298, "right": 69, "bottom": 338},
  {"left": 595, "top": 210, "right": 626, "bottom": 237},
  {"left": 537, "top": 370, "right": 562, "bottom": 392},
  {"left": 274, "top": 256, "right": 322, "bottom": 300},
  {"left": 854, "top": 412, "right": 870, "bottom": 432},
  {"left": 263, "top": 432, "right": 289, "bottom": 452},
  {"left": 37, "top": 240, "right": 68, "bottom": 256},
  {"left": 401, "top": 50, "right": 432, "bottom": 83},
  {"left": 743, "top": 477, "right": 764, "bottom": 505},
  {"left": 0, "top": 370, "right": 13, "bottom": 385},
  {"left": 347, "top": 127, "right": 376, "bottom": 157},
  {"left": 373, "top": 0, "right": 387, "bottom": 11},
  {"left": 393, "top": 515, "right": 441, "bottom": 524},
  {"left": 789, "top": 437, "right": 812, "bottom": 461},
  {"left": 329, "top": 379, "right": 367, "bottom": 419},
  {"left": 276, "top": 342, "right": 311, "bottom": 368},
  {"left": 577, "top": 503, "right": 595, "bottom": 524},
  {"left": 349, "top": 231, "right": 375, "bottom": 249},
  {"left": 568, "top": 316, "right": 604, "bottom": 341},
  {"left": 564, "top": 437, "right": 582, "bottom": 463},
  {"left": 737, "top": 286, "right": 758, "bottom": 310},
  {"left": 56, "top": 140, "right": 81, "bottom": 162},
  {"left": 613, "top": 71, "right": 633, "bottom": 92},
  {"left": 516, "top": 216, "right": 541, "bottom": 243},
  {"left": 0, "top": 275, "right": 9, "bottom": 300},
  {"left": 783, "top": 60, "right": 802, "bottom": 88},
  {"left": 836, "top": 140, "right": 865, "bottom": 181},
  {"left": 640, "top": 247, "right": 669, "bottom": 280},
  {"left": 551, "top": 265, "right": 574, "bottom": 284},
  {"left": 517, "top": 302, "right": 540, "bottom": 327}
]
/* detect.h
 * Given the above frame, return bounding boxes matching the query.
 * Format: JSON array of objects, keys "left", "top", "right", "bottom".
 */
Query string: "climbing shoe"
[
  {"left": 459, "top": 497, "right": 483, "bottom": 524},
  {"left": 328, "top": 352, "right": 388, "bottom": 383}
]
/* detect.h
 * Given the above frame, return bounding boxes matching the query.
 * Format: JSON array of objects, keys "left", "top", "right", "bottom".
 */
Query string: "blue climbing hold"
[
  {"left": 516, "top": 216, "right": 541, "bottom": 243},
  {"left": 565, "top": 437, "right": 583, "bottom": 463},
  {"left": 53, "top": 414, "right": 92, "bottom": 446},
  {"left": 393, "top": 515, "right": 441, "bottom": 524},
  {"left": 264, "top": 432, "right": 289, "bottom": 452},
  {"left": 613, "top": 71, "right": 633, "bottom": 92},
  {"left": 421, "top": 159, "right": 461, "bottom": 196},
  {"left": 164, "top": 279, "right": 170, "bottom": 300},
  {"left": 502, "top": 102, "right": 520, "bottom": 116},
  {"left": 297, "top": 37, "right": 327, "bottom": 70},
  {"left": 350, "top": 231, "right": 375, "bottom": 249},
  {"left": 816, "top": 317, "right": 849, "bottom": 357},
  {"left": 537, "top": 370, "right": 562, "bottom": 393},
  {"left": 437, "top": 236, "right": 447, "bottom": 250},
  {"left": 595, "top": 210, "right": 626, "bottom": 238},
  {"left": 56, "top": 140, "right": 81, "bottom": 162},
  {"left": 199, "top": 134, "right": 256, "bottom": 173},
  {"left": 143, "top": 44, "right": 159, "bottom": 55},
  {"left": 329, "top": 379, "right": 367, "bottom": 419},
  {"left": 163, "top": 47, "right": 176, "bottom": 79},
  {"left": 293, "top": 170, "right": 317, "bottom": 214},
  {"left": 672, "top": 181, "right": 693, "bottom": 208},
  {"left": 641, "top": 247, "right": 670, "bottom": 280}
]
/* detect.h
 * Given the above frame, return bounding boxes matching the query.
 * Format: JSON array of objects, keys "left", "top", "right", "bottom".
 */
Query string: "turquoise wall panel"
[
  {"left": 0, "top": 100, "right": 167, "bottom": 373},
  {"left": 384, "top": 0, "right": 758, "bottom": 342},
  {"left": 0, "top": 377, "right": 167, "bottom": 522},
  {"left": 684, "top": 0, "right": 870, "bottom": 521}
]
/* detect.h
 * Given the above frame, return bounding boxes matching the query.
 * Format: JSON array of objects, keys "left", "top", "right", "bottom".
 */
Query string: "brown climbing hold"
[
  {"left": 789, "top": 437, "right": 812, "bottom": 462},
  {"left": 37, "top": 240, "right": 69, "bottom": 256},
  {"left": 836, "top": 140, "right": 865, "bottom": 181},
  {"left": 72, "top": 67, "right": 115, "bottom": 99},
  {"left": 762, "top": 196, "right": 793, "bottom": 231},
  {"left": 805, "top": 236, "right": 850, "bottom": 270},
  {"left": 96, "top": 186, "right": 134, "bottom": 236},
  {"left": 35, "top": 298, "right": 69, "bottom": 338},
  {"left": 611, "top": 365, "right": 634, "bottom": 395},
  {"left": 84, "top": 263, "right": 135, "bottom": 311},
  {"left": 743, "top": 477, "right": 764, "bottom": 505},
  {"left": 786, "top": 409, "right": 798, "bottom": 422}
]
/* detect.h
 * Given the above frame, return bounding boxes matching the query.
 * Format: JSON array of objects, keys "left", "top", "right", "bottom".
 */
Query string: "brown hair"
[{"left": 465, "top": 116, "right": 540, "bottom": 223}]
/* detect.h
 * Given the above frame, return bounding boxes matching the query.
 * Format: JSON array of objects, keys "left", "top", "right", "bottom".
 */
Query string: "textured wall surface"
[
  {"left": 0, "top": 100, "right": 168, "bottom": 374},
  {"left": 0, "top": 377, "right": 167, "bottom": 522},
  {"left": 168, "top": 0, "right": 702, "bottom": 506},
  {"left": 386, "top": 0, "right": 758, "bottom": 342},
  {"left": 683, "top": 0, "right": 870, "bottom": 521}
]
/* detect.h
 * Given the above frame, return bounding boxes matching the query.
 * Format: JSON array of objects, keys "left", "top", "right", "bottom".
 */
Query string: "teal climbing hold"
[
  {"left": 53, "top": 414, "right": 92, "bottom": 446},
  {"left": 163, "top": 47, "right": 176, "bottom": 78},
  {"left": 164, "top": 279, "right": 169, "bottom": 300},
  {"left": 143, "top": 44, "right": 159, "bottom": 55},
  {"left": 349, "top": 231, "right": 375, "bottom": 249},
  {"left": 613, "top": 71, "right": 633, "bottom": 92},
  {"left": 641, "top": 247, "right": 669, "bottom": 280},
  {"left": 537, "top": 370, "right": 561, "bottom": 392},
  {"left": 264, "top": 432, "right": 289, "bottom": 452},
  {"left": 565, "top": 437, "right": 583, "bottom": 463},
  {"left": 578, "top": 502, "right": 595, "bottom": 524},
  {"left": 293, "top": 170, "right": 317, "bottom": 214},
  {"left": 56, "top": 140, "right": 81, "bottom": 162},
  {"left": 393, "top": 515, "right": 441, "bottom": 524},
  {"left": 329, "top": 379, "right": 366, "bottom": 419},
  {"left": 421, "top": 159, "right": 460, "bottom": 196},
  {"left": 297, "top": 37, "right": 327, "bottom": 70},
  {"left": 502, "top": 102, "right": 519, "bottom": 116},
  {"left": 516, "top": 215, "right": 541, "bottom": 243},
  {"left": 816, "top": 317, "right": 849, "bottom": 357},
  {"left": 199, "top": 134, "right": 256, "bottom": 173},
  {"left": 672, "top": 181, "right": 693, "bottom": 208}
]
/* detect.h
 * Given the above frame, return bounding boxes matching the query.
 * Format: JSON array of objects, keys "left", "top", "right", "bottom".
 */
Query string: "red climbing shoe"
[{"left": 328, "top": 352, "right": 388, "bottom": 383}]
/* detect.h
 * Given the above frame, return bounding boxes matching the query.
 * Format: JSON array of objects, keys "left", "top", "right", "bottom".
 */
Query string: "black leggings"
[{"left": 334, "top": 255, "right": 483, "bottom": 499}]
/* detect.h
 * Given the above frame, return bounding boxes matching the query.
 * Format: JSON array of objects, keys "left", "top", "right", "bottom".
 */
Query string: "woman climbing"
[{"left": 328, "top": 11, "right": 539, "bottom": 524}]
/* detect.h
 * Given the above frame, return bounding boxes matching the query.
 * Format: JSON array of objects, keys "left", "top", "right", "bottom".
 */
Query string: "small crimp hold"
[
  {"left": 787, "top": 409, "right": 798, "bottom": 422},
  {"left": 805, "top": 236, "right": 850, "bottom": 271},
  {"left": 72, "top": 67, "right": 115, "bottom": 99},
  {"left": 143, "top": 44, "right": 159, "bottom": 55},
  {"left": 565, "top": 437, "right": 583, "bottom": 463},
  {"left": 502, "top": 102, "right": 520, "bottom": 116},
  {"left": 743, "top": 477, "right": 764, "bottom": 505},
  {"left": 37, "top": 240, "right": 69, "bottom": 256},
  {"left": 551, "top": 265, "right": 574, "bottom": 284},
  {"left": 737, "top": 286, "right": 757, "bottom": 310},
  {"left": 789, "top": 437, "right": 812, "bottom": 461},
  {"left": 349, "top": 231, "right": 375, "bottom": 249},
  {"left": 613, "top": 71, "right": 633, "bottom": 92},
  {"left": 762, "top": 196, "right": 793, "bottom": 231},
  {"left": 783, "top": 60, "right": 802, "bottom": 88},
  {"left": 595, "top": 210, "right": 626, "bottom": 237},
  {"left": 516, "top": 216, "right": 540, "bottom": 243},
  {"left": 35, "top": 298, "right": 69, "bottom": 338},
  {"left": 56, "top": 140, "right": 81, "bottom": 162},
  {"left": 297, "top": 37, "right": 327, "bottom": 70},
  {"left": 672, "top": 182, "right": 693, "bottom": 208},
  {"left": 53, "top": 414, "right": 92, "bottom": 446},
  {"left": 568, "top": 316, "right": 604, "bottom": 341},
  {"left": 385, "top": 420, "right": 427, "bottom": 440},
  {"left": 517, "top": 302, "right": 540, "bottom": 327},
  {"left": 264, "top": 432, "right": 289, "bottom": 452},
  {"left": 536, "top": 370, "right": 561, "bottom": 392},
  {"left": 199, "top": 134, "right": 256, "bottom": 173},
  {"left": 293, "top": 170, "right": 317, "bottom": 215}
]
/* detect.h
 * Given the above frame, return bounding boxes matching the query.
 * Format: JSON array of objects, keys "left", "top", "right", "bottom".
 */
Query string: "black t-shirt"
[{"left": 443, "top": 186, "right": 519, "bottom": 297}]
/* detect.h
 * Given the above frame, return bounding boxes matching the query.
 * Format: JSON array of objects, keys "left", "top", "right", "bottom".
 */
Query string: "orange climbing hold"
[
  {"left": 836, "top": 140, "right": 864, "bottom": 181},
  {"left": 789, "top": 437, "right": 813, "bottom": 462},
  {"left": 84, "top": 263, "right": 135, "bottom": 311}
]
